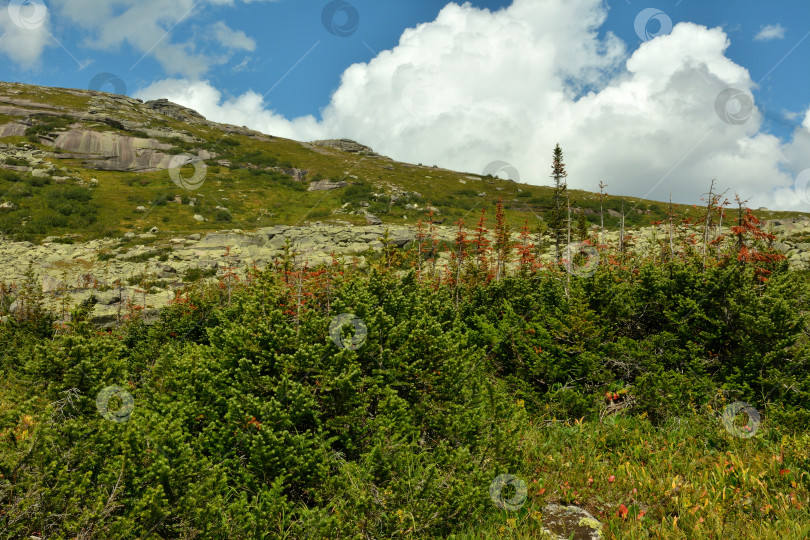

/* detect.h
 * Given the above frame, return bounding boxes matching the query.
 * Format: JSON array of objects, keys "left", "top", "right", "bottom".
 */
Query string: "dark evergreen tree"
[{"left": 548, "top": 143, "right": 568, "bottom": 260}]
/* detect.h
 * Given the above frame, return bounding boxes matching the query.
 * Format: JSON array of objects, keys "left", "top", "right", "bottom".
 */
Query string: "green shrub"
[
  {"left": 26, "top": 175, "right": 51, "bottom": 188},
  {"left": 0, "top": 170, "right": 23, "bottom": 183},
  {"left": 151, "top": 193, "right": 170, "bottom": 206},
  {"left": 50, "top": 237, "right": 74, "bottom": 244},
  {"left": 24, "top": 114, "right": 73, "bottom": 142},
  {"left": 240, "top": 150, "right": 280, "bottom": 168},
  {"left": 3, "top": 157, "right": 28, "bottom": 167},
  {"left": 183, "top": 267, "right": 218, "bottom": 282},
  {"left": 0, "top": 222, "right": 808, "bottom": 539},
  {"left": 126, "top": 248, "right": 172, "bottom": 263},
  {"left": 340, "top": 182, "right": 374, "bottom": 204},
  {"left": 214, "top": 209, "right": 232, "bottom": 222}
]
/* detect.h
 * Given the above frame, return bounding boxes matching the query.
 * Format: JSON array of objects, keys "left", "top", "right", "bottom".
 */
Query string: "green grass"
[{"left": 454, "top": 413, "right": 810, "bottom": 539}]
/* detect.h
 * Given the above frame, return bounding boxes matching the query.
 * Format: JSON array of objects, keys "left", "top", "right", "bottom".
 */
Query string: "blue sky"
[{"left": 1, "top": 0, "right": 809, "bottom": 209}]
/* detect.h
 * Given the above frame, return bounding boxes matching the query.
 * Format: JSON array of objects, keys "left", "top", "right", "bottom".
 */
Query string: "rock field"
[{"left": 2, "top": 215, "right": 810, "bottom": 327}]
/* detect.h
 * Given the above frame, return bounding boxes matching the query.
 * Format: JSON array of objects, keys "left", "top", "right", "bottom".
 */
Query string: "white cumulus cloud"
[
  {"left": 0, "top": 0, "right": 52, "bottom": 67},
  {"left": 754, "top": 24, "right": 786, "bottom": 41},
  {"left": 211, "top": 21, "right": 255, "bottom": 51},
  {"left": 136, "top": 0, "right": 809, "bottom": 211}
]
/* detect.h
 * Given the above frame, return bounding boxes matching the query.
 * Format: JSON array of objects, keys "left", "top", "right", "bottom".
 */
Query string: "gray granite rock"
[{"left": 541, "top": 504, "right": 603, "bottom": 539}]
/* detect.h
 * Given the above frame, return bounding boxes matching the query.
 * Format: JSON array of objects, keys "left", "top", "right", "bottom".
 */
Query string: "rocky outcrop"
[
  {"left": 0, "top": 123, "right": 26, "bottom": 138},
  {"left": 144, "top": 98, "right": 208, "bottom": 123},
  {"left": 48, "top": 129, "right": 176, "bottom": 172},
  {"left": 0, "top": 82, "right": 277, "bottom": 174},
  {"left": 311, "top": 139, "right": 385, "bottom": 159},
  {"left": 308, "top": 179, "right": 348, "bottom": 191}
]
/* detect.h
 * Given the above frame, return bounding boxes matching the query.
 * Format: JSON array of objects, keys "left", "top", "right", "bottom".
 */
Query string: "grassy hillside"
[{"left": 1, "top": 82, "right": 807, "bottom": 243}]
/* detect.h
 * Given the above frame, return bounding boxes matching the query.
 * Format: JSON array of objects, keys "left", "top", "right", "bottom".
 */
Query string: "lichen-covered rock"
[{"left": 540, "top": 504, "right": 603, "bottom": 539}]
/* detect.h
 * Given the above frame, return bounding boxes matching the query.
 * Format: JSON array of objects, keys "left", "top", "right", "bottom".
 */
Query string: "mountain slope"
[{"left": 0, "top": 80, "right": 806, "bottom": 243}]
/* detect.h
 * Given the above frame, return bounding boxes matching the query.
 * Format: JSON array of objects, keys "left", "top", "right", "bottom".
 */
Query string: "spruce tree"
[{"left": 548, "top": 143, "right": 568, "bottom": 260}]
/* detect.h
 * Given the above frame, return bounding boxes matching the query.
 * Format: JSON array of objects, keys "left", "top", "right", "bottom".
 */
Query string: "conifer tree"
[
  {"left": 473, "top": 207, "right": 492, "bottom": 281},
  {"left": 598, "top": 180, "right": 607, "bottom": 243},
  {"left": 548, "top": 143, "right": 568, "bottom": 261},
  {"left": 493, "top": 198, "right": 511, "bottom": 281},
  {"left": 516, "top": 219, "right": 536, "bottom": 276},
  {"left": 414, "top": 218, "right": 426, "bottom": 283}
]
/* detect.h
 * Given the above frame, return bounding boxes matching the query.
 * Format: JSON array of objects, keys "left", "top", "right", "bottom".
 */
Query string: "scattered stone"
[
  {"left": 42, "top": 275, "right": 65, "bottom": 293},
  {"left": 135, "top": 206, "right": 147, "bottom": 212},
  {"left": 0, "top": 201, "right": 15, "bottom": 211},
  {"left": 365, "top": 213, "right": 383, "bottom": 225},
  {"left": 193, "top": 214, "right": 206, "bottom": 222},
  {"left": 149, "top": 226, "right": 159, "bottom": 234}
]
